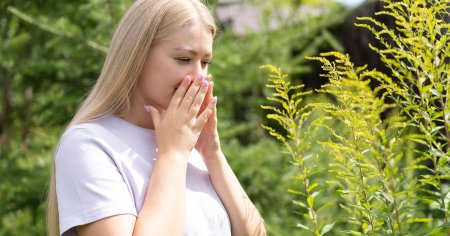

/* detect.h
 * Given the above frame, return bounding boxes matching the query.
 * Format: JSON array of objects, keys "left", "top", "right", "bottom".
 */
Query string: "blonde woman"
[{"left": 47, "top": 0, "right": 266, "bottom": 235}]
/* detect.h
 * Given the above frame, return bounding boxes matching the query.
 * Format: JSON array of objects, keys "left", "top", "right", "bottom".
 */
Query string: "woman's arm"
[
  {"left": 76, "top": 151, "right": 188, "bottom": 236},
  {"left": 195, "top": 76, "right": 266, "bottom": 235},
  {"left": 132, "top": 150, "right": 189, "bottom": 235},
  {"left": 205, "top": 152, "right": 267, "bottom": 236}
]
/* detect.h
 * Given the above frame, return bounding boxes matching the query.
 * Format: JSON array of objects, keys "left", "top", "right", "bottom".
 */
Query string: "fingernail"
[
  {"left": 183, "top": 75, "right": 191, "bottom": 83},
  {"left": 197, "top": 74, "right": 204, "bottom": 81},
  {"left": 202, "top": 80, "right": 208, "bottom": 88},
  {"left": 211, "top": 96, "right": 217, "bottom": 105},
  {"left": 144, "top": 105, "right": 151, "bottom": 113}
]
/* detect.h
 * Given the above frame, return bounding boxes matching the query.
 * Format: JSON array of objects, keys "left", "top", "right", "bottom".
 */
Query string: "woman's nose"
[{"left": 189, "top": 61, "right": 206, "bottom": 79}]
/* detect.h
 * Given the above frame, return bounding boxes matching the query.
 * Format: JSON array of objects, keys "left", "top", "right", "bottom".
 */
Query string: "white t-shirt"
[{"left": 55, "top": 115, "right": 231, "bottom": 236}]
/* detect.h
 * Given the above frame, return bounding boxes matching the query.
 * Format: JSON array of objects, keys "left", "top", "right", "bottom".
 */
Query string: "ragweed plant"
[
  {"left": 260, "top": 65, "right": 336, "bottom": 235},
  {"left": 356, "top": 0, "right": 450, "bottom": 230},
  {"left": 307, "top": 52, "right": 412, "bottom": 235},
  {"left": 261, "top": 0, "right": 450, "bottom": 235}
]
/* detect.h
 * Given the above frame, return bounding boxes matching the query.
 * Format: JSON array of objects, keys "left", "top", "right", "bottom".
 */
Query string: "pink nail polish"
[
  {"left": 198, "top": 74, "right": 204, "bottom": 81},
  {"left": 144, "top": 105, "right": 151, "bottom": 113},
  {"left": 184, "top": 75, "right": 191, "bottom": 83},
  {"left": 211, "top": 96, "right": 217, "bottom": 105},
  {"left": 202, "top": 80, "right": 208, "bottom": 88}
]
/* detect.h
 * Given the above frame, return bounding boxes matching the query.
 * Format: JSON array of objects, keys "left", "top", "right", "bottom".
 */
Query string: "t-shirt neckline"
[{"left": 108, "top": 115, "right": 156, "bottom": 137}]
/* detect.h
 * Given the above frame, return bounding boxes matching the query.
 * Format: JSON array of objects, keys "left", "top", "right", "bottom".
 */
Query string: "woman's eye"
[
  {"left": 176, "top": 58, "right": 190, "bottom": 63},
  {"left": 176, "top": 58, "right": 211, "bottom": 66}
]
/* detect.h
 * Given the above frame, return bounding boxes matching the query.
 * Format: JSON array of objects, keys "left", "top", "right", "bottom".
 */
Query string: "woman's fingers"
[
  {"left": 195, "top": 96, "right": 217, "bottom": 130},
  {"left": 178, "top": 75, "right": 206, "bottom": 113},
  {"left": 204, "top": 74, "right": 213, "bottom": 102},
  {"left": 167, "top": 75, "right": 191, "bottom": 111},
  {"left": 163, "top": 74, "right": 213, "bottom": 127},
  {"left": 201, "top": 79, "right": 214, "bottom": 116},
  {"left": 188, "top": 79, "right": 209, "bottom": 116}
]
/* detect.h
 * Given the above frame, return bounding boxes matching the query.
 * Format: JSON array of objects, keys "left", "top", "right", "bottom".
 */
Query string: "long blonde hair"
[{"left": 47, "top": 0, "right": 216, "bottom": 235}]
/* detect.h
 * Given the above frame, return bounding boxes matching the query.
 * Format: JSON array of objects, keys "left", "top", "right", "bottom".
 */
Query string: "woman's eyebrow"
[{"left": 173, "top": 47, "right": 212, "bottom": 57}]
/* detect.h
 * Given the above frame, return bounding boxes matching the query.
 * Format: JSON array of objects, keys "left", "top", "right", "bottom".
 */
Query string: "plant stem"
[
  {"left": 282, "top": 73, "right": 320, "bottom": 234},
  {"left": 351, "top": 122, "right": 376, "bottom": 233},
  {"left": 437, "top": 74, "right": 450, "bottom": 231},
  {"left": 358, "top": 165, "right": 376, "bottom": 234},
  {"left": 377, "top": 131, "right": 403, "bottom": 234},
  {"left": 432, "top": 149, "right": 449, "bottom": 224},
  {"left": 439, "top": 90, "right": 450, "bottom": 149},
  {"left": 388, "top": 175, "right": 403, "bottom": 235},
  {"left": 301, "top": 164, "right": 319, "bottom": 233}
]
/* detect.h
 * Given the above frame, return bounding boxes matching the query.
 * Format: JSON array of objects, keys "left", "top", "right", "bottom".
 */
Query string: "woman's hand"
[
  {"left": 195, "top": 74, "right": 222, "bottom": 160},
  {"left": 146, "top": 75, "right": 216, "bottom": 158}
]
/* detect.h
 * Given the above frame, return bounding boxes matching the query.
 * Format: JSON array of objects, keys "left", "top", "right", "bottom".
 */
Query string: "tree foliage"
[
  {"left": 0, "top": 1, "right": 128, "bottom": 234},
  {"left": 1, "top": 0, "right": 351, "bottom": 235}
]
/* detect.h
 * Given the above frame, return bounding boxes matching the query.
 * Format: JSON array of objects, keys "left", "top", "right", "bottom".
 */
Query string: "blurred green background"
[{"left": 0, "top": 0, "right": 374, "bottom": 235}]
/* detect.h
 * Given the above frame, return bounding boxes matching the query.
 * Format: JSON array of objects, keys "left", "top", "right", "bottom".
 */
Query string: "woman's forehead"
[{"left": 156, "top": 23, "right": 214, "bottom": 52}]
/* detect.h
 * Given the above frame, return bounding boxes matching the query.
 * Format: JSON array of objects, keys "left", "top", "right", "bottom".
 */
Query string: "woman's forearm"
[
  {"left": 205, "top": 152, "right": 266, "bottom": 236},
  {"left": 133, "top": 150, "right": 188, "bottom": 235}
]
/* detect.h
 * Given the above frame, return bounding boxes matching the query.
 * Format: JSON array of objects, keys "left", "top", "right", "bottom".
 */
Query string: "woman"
[{"left": 47, "top": 0, "right": 266, "bottom": 235}]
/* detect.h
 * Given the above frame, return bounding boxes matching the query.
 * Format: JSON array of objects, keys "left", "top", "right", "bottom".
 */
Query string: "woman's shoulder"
[
  {"left": 56, "top": 117, "right": 115, "bottom": 157},
  {"left": 62, "top": 115, "right": 154, "bottom": 142},
  {"left": 60, "top": 116, "right": 119, "bottom": 143},
  {"left": 64, "top": 116, "right": 109, "bottom": 135}
]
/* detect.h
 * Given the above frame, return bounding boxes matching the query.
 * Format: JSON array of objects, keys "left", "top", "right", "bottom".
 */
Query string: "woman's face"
[{"left": 136, "top": 22, "right": 214, "bottom": 110}]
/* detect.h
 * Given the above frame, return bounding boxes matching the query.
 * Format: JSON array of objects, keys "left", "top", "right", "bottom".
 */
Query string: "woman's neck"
[{"left": 121, "top": 94, "right": 155, "bottom": 130}]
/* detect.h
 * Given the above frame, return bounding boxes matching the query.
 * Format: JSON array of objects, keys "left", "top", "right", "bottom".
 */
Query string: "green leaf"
[
  {"left": 307, "top": 195, "right": 315, "bottom": 208},
  {"left": 297, "top": 223, "right": 312, "bottom": 231},
  {"left": 406, "top": 218, "right": 432, "bottom": 223},
  {"left": 321, "top": 222, "right": 336, "bottom": 235},
  {"left": 307, "top": 183, "right": 319, "bottom": 193}
]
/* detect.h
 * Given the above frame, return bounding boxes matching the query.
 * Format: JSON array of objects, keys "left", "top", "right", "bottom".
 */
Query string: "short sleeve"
[{"left": 55, "top": 127, "right": 137, "bottom": 236}]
